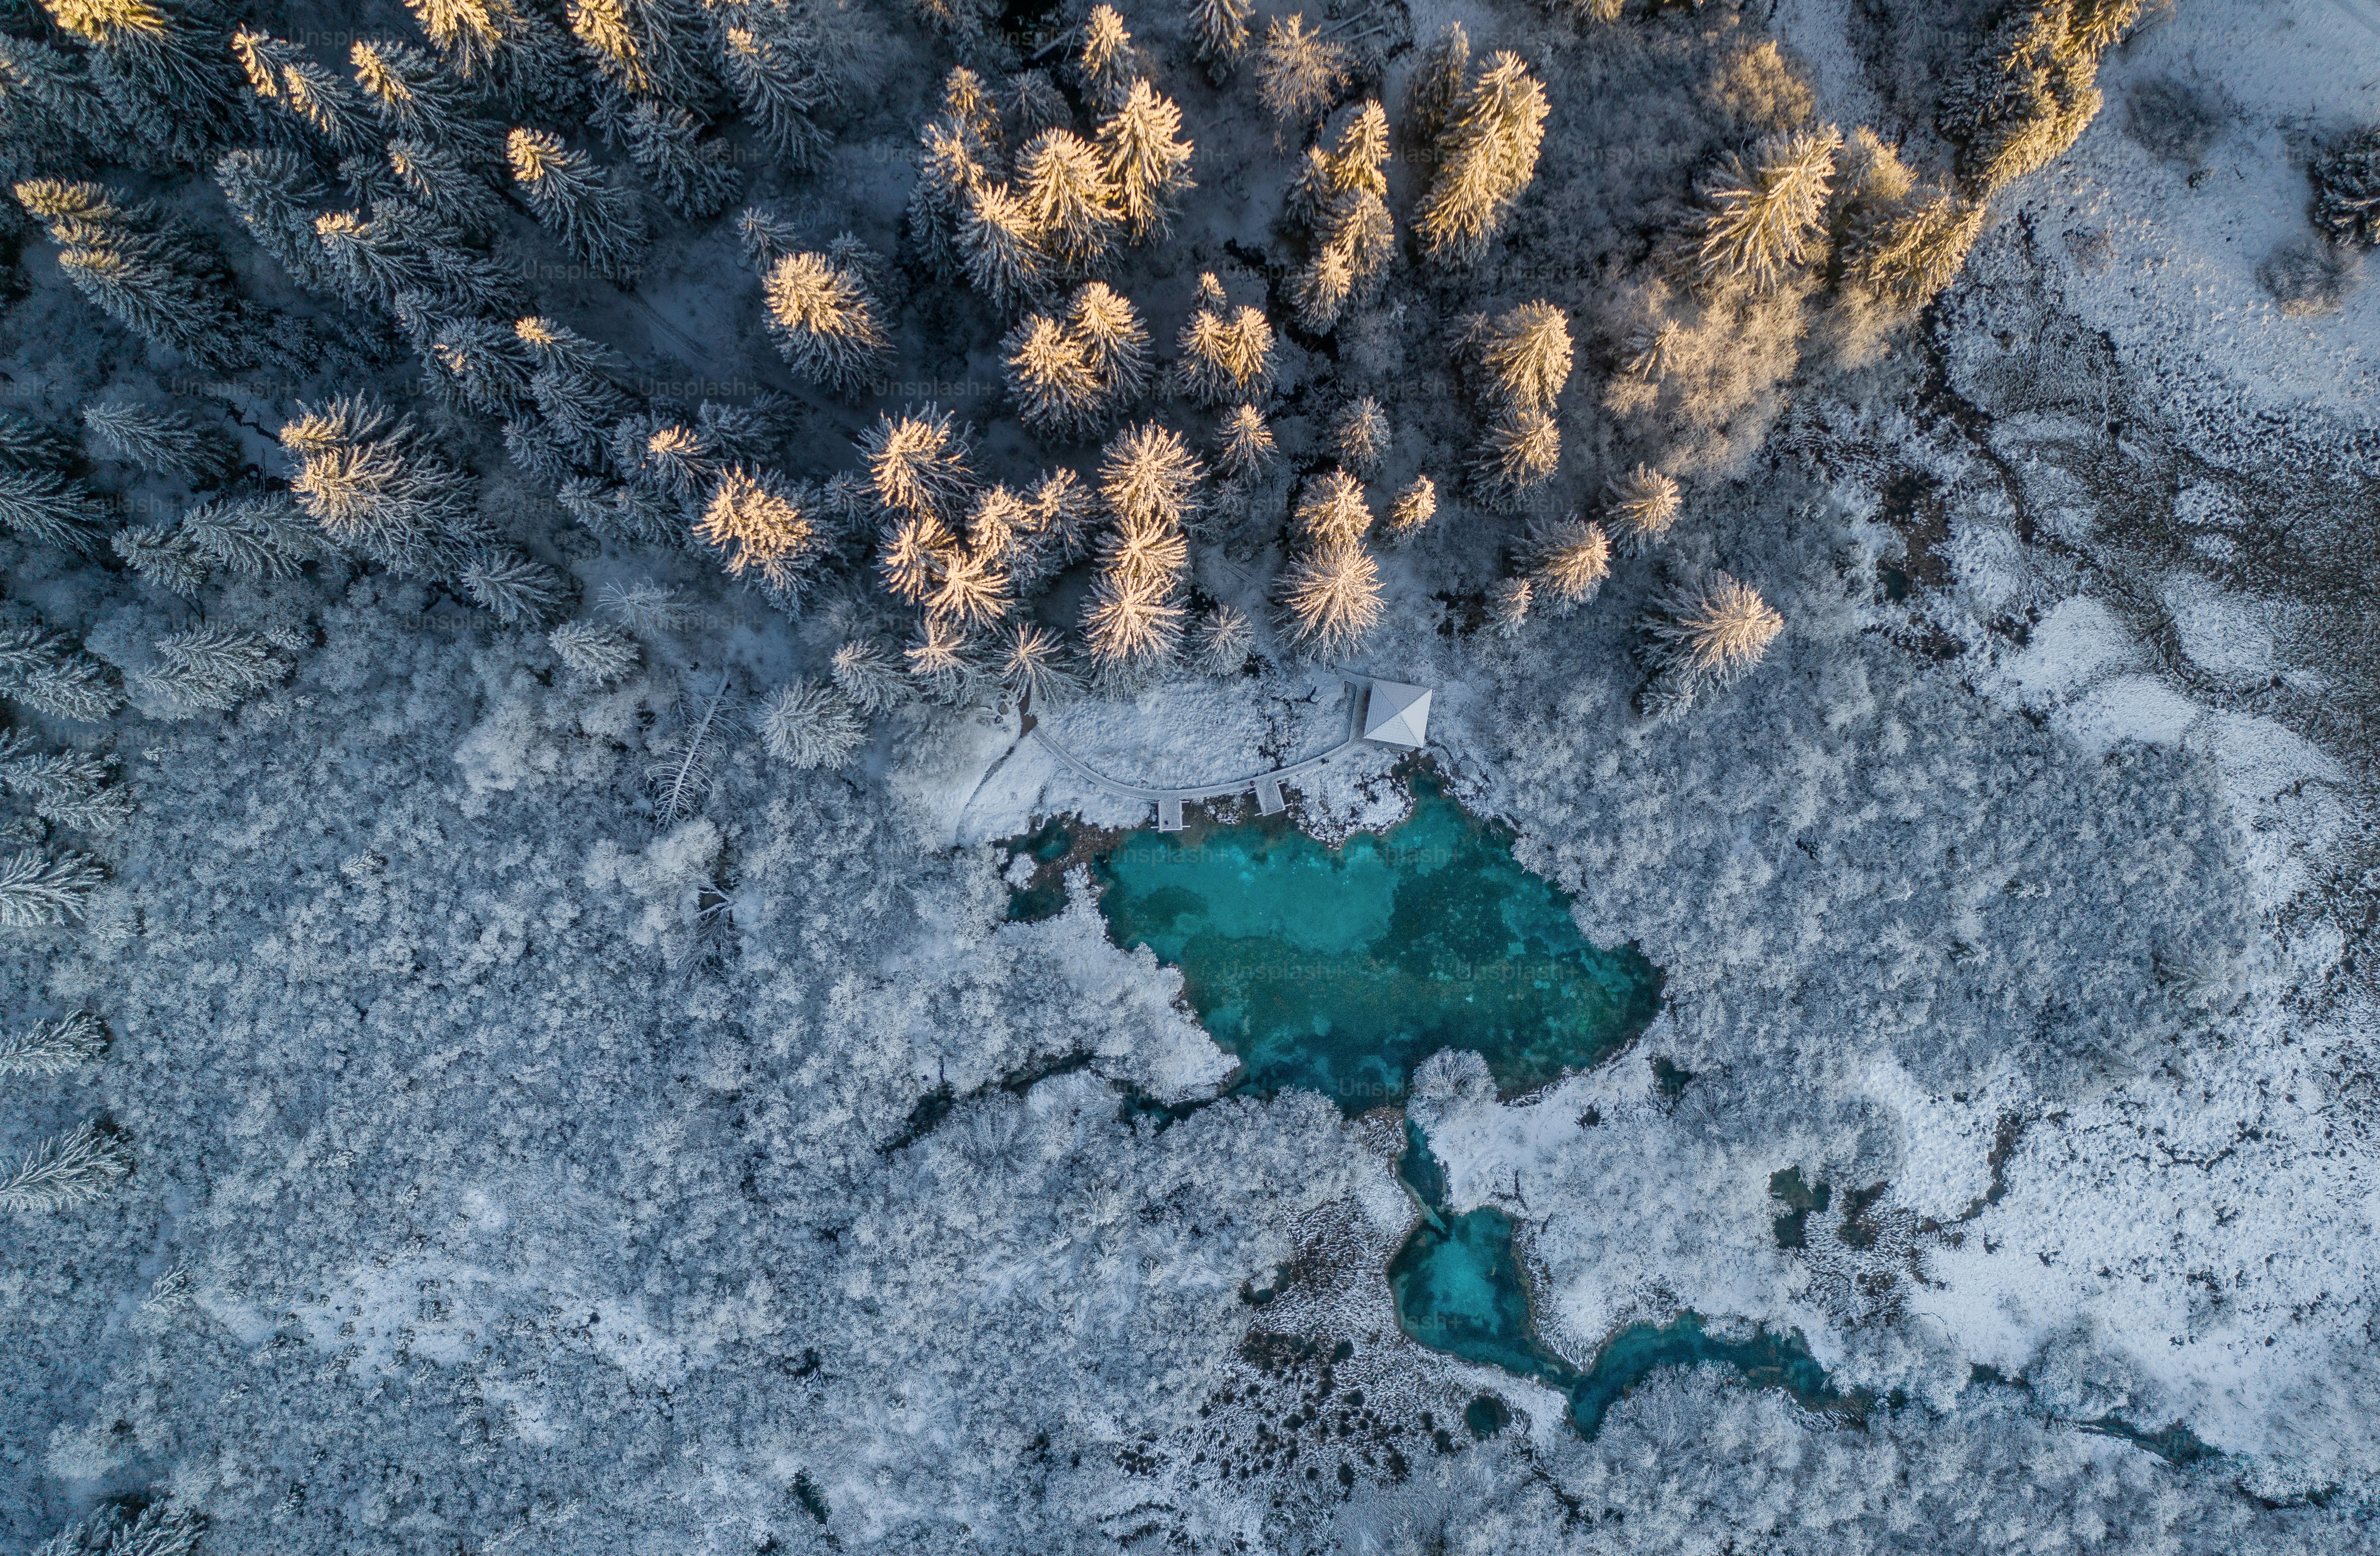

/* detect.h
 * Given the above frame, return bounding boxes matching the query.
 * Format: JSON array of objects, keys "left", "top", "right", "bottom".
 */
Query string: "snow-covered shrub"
[
  {"left": 548, "top": 618, "right": 639, "bottom": 683},
  {"left": 758, "top": 680, "right": 863, "bottom": 767}
]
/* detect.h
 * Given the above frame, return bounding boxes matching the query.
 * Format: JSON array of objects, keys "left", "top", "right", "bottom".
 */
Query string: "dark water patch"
[
  {"left": 2076, "top": 1416, "right": 2221, "bottom": 1466},
  {"left": 1650, "top": 1055, "right": 1696, "bottom": 1098},
  {"left": 1052, "top": 771, "right": 1662, "bottom": 1115},
  {"left": 1464, "top": 1393, "right": 1511, "bottom": 1439},
  {"left": 1768, "top": 1167, "right": 1833, "bottom": 1249},
  {"left": 1389, "top": 1126, "right": 1859, "bottom": 1439}
]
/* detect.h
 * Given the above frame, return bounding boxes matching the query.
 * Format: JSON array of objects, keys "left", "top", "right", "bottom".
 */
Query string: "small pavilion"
[{"left": 1362, "top": 680, "right": 1432, "bottom": 749}]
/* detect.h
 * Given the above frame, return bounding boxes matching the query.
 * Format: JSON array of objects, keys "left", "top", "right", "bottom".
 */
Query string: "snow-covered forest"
[{"left": 2, "top": 0, "right": 2378, "bottom": 1549}]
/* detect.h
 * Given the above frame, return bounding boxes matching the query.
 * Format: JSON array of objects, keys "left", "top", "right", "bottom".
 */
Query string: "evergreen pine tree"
[
  {"left": 1175, "top": 290, "right": 1276, "bottom": 405},
  {"left": 1016, "top": 129, "right": 1121, "bottom": 276},
  {"left": 1637, "top": 570, "right": 1782, "bottom": 718},
  {"left": 145, "top": 624, "right": 287, "bottom": 710},
  {"left": 1278, "top": 535, "right": 1381, "bottom": 653},
  {"left": 507, "top": 127, "right": 650, "bottom": 281},
  {"left": 1527, "top": 517, "right": 1610, "bottom": 611},
  {"left": 0, "top": 625, "right": 126, "bottom": 722},
  {"left": 566, "top": 0, "right": 716, "bottom": 113},
  {"left": 81, "top": 400, "right": 231, "bottom": 478},
  {"left": 0, "top": 1011, "right": 106, "bottom": 1075},
  {"left": 1192, "top": 603, "right": 1251, "bottom": 675},
  {"left": 460, "top": 547, "right": 570, "bottom": 625},
  {"left": 178, "top": 494, "right": 320, "bottom": 578},
  {"left": 1071, "top": 280, "right": 1151, "bottom": 411},
  {"left": 718, "top": 3, "right": 843, "bottom": 169},
  {"left": 215, "top": 149, "right": 339, "bottom": 292},
  {"left": 1003, "top": 314, "right": 1101, "bottom": 441},
  {"left": 515, "top": 317, "right": 631, "bottom": 463},
  {"left": 1214, "top": 403, "right": 1275, "bottom": 480},
  {"left": 0, "top": 466, "right": 105, "bottom": 555},
  {"left": 424, "top": 316, "right": 535, "bottom": 417},
  {"left": 995, "top": 622, "right": 1078, "bottom": 708},
  {"left": 626, "top": 98, "right": 742, "bottom": 217},
  {"left": 233, "top": 30, "right": 377, "bottom": 154},
  {"left": 1076, "top": 5, "right": 1142, "bottom": 112},
  {"left": 0, "top": 412, "right": 73, "bottom": 470},
  {"left": 1002, "top": 69, "right": 1068, "bottom": 142},
  {"left": 0, "top": 1119, "right": 130, "bottom": 1204},
  {"left": 831, "top": 639, "right": 911, "bottom": 712},
  {"left": 111, "top": 521, "right": 206, "bottom": 596},
  {"left": 762, "top": 247, "right": 893, "bottom": 397},
  {"left": 403, "top": 0, "right": 580, "bottom": 115},
  {"left": 1416, "top": 51, "right": 1548, "bottom": 267},
  {"left": 611, "top": 413, "right": 715, "bottom": 499},
  {"left": 1606, "top": 464, "right": 1681, "bottom": 546},
  {"left": 1188, "top": 0, "right": 1253, "bottom": 77},
  {"left": 14, "top": 177, "right": 250, "bottom": 366},
  {"left": 911, "top": 119, "right": 991, "bottom": 278},
  {"left": 388, "top": 137, "right": 506, "bottom": 239},
  {"left": 1402, "top": 21, "right": 1467, "bottom": 149},
  {"left": 1477, "top": 300, "right": 1572, "bottom": 413},
  {"left": 1096, "top": 80, "right": 1195, "bottom": 243},
  {"left": 1385, "top": 474, "right": 1436, "bottom": 543},
  {"left": 352, "top": 39, "right": 498, "bottom": 159},
  {"left": 1331, "top": 397, "right": 1388, "bottom": 476},
  {"left": 1081, "top": 573, "right": 1184, "bottom": 679},
  {"left": 38, "top": 0, "right": 240, "bottom": 165},
  {"left": 1098, "top": 422, "right": 1202, "bottom": 539},
  {"left": 1476, "top": 408, "right": 1559, "bottom": 494},
  {"left": 1489, "top": 574, "right": 1531, "bottom": 637},
  {"left": 1293, "top": 467, "right": 1371, "bottom": 547},
  {"left": 549, "top": 617, "right": 640, "bottom": 682},
  {"left": 279, "top": 393, "right": 485, "bottom": 575},
  {"left": 1695, "top": 125, "right": 1842, "bottom": 291},
  {"left": 699, "top": 466, "right": 823, "bottom": 605},
  {"left": 1256, "top": 14, "right": 1348, "bottom": 137},
  {"left": 0, "top": 36, "right": 129, "bottom": 175},
  {"left": 758, "top": 680, "right": 863, "bottom": 766},
  {"left": 958, "top": 183, "right": 1053, "bottom": 312},
  {"left": 862, "top": 407, "right": 975, "bottom": 521}
]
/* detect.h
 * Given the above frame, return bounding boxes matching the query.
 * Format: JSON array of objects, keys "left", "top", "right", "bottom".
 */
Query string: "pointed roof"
[{"left": 1363, "top": 680, "right": 1431, "bottom": 748}]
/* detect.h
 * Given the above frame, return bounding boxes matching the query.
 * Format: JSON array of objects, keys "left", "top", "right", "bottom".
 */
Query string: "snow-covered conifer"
[
  {"left": 38, "top": 0, "right": 240, "bottom": 164},
  {"left": 1696, "top": 125, "right": 1842, "bottom": 291},
  {"left": 1256, "top": 14, "right": 1348, "bottom": 136},
  {"left": 1293, "top": 467, "right": 1371, "bottom": 546},
  {"left": 626, "top": 99, "right": 742, "bottom": 217},
  {"left": 14, "top": 178, "right": 247, "bottom": 365},
  {"left": 111, "top": 522, "right": 205, "bottom": 597},
  {"left": 424, "top": 317, "right": 535, "bottom": 417},
  {"left": 1098, "top": 422, "right": 1202, "bottom": 537},
  {"left": 1489, "top": 574, "right": 1531, "bottom": 637},
  {"left": 1278, "top": 538, "right": 1381, "bottom": 653},
  {"left": 1096, "top": 80, "right": 1194, "bottom": 243},
  {"left": 515, "top": 316, "right": 630, "bottom": 462},
  {"left": 1476, "top": 408, "right": 1559, "bottom": 494},
  {"left": 1192, "top": 604, "right": 1251, "bottom": 675},
  {"left": 460, "top": 547, "right": 570, "bottom": 626},
  {"left": 1188, "top": 0, "right": 1252, "bottom": 76},
  {"left": 998, "top": 622, "right": 1079, "bottom": 707},
  {"left": 1416, "top": 51, "right": 1548, "bottom": 267},
  {"left": 0, "top": 734, "right": 126, "bottom": 832},
  {"left": 279, "top": 394, "right": 484, "bottom": 575},
  {"left": 1215, "top": 403, "right": 1276, "bottom": 480},
  {"left": 861, "top": 407, "right": 974, "bottom": 521},
  {"left": 958, "top": 183, "right": 1053, "bottom": 313},
  {"left": 1607, "top": 464, "right": 1680, "bottom": 546},
  {"left": 910, "top": 120, "right": 989, "bottom": 277},
  {"left": 566, "top": 0, "right": 715, "bottom": 112},
  {"left": 1072, "top": 281, "right": 1152, "bottom": 409},
  {"left": 1624, "top": 318, "right": 1683, "bottom": 381},
  {"left": 1402, "top": 21, "right": 1467, "bottom": 149},
  {"left": 831, "top": 639, "right": 909, "bottom": 712},
  {"left": 549, "top": 617, "right": 639, "bottom": 682},
  {"left": 234, "top": 30, "right": 377, "bottom": 153},
  {"left": 1638, "top": 569, "right": 1782, "bottom": 718},
  {"left": 1076, "top": 5, "right": 1141, "bottom": 113},
  {"left": 0, "top": 626, "right": 124, "bottom": 721},
  {"left": 403, "top": 0, "right": 579, "bottom": 112},
  {"left": 1081, "top": 574, "right": 1184, "bottom": 677},
  {"left": 1287, "top": 238, "right": 1355, "bottom": 333},
  {"left": 2314, "top": 128, "right": 2380, "bottom": 249},
  {"left": 504, "top": 419, "right": 579, "bottom": 485},
  {"left": 0, "top": 413, "right": 72, "bottom": 470},
  {"left": 763, "top": 248, "right": 894, "bottom": 397},
  {"left": 758, "top": 680, "right": 863, "bottom": 766},
  {"left": 1852, "top": 192, "right": 1985, "bottom": 303},
  {"left": 718, "top": 13, "right": 832, "bottom": 169},
  {"left": 877, "top": 511, "right": 955, "bottom": 605},
  {"left": 507, "top": 127, "right": 650, "bottom": 281},
  {"left": 924, "top": 540, "right": 1011, "bottom": 629},
  {"left": 1527, "top": 517, "right": 1610, "bottom": 611},
  {"left": 1332, "top": 397, "right": 1389, "bottom": 476},
  {"left": 1017, "top": 129, "right": 1121, "bottom": 276},
  {"left": 388, "top": 137, "right": 506, "bottom": 239},
  {"left": 1003, "top": 314, "right": 1101, "bottom": 441},
  {"left": 1936, "top": 0, "right": 2132, "bottom": 195},
  {"left": 146, "top": 624, "right": 287, "bottom": 709},
  {"left": 1477, "top": 301, "right": 1572, "bottom": 414},
  {"left": 0, "top": 1011, "right": 105, "bottom": 1075},
  {"left": 81, "top": 401, "right": 229, "bottom": 479},
  {"left": 1003, "top": 69, "right": 1069, "bottom": 141},
  {"left": 1385, "top": 474, "right": 1436, "bottom": 543},
  {"left": 611, "top": 414, "right": 714, "bottom": 500},
  {"left": 698, "top": 466, "right": 823, "bottom": 602},
  {"left": 1028, "top": 467, "right": 1098, "bottom": 563},
  {"left": 903, "top": 616, "right": 983, "bottom": 703},
  {"left": 0, "top": 1120, "right": 130, "bottom": 1207},
  {"left": 179, "top": 494, "right": 318, "bottom": 578},
  {"left": 214, "top": 149, "right": 337, "bottom": 292},
  {"left": 352, "top": 39, "right": 498, "bottom": 159},
  {"left": 0, "top": 467, "right": 104, "bottom": 555},
  {"left": 1175, "top": 294, "right": 1276, "bottom": 405}
]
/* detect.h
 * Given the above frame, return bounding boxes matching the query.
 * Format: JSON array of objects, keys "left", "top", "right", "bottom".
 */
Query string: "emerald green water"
[
  {"left": 1389, "top": 1123, "right": 1856, "bottom": 1439},
  {"left": 1076, "top": 774, "right": 1662, "bottom": 1113}
]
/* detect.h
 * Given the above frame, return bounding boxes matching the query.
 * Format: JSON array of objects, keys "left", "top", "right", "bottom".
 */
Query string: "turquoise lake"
[
  {"left": 1039, "top": 773, "right": 1663, "bottom": 1113},
  {"left": 1390, "top": 1122, "right": 1857, "bottom": 1438}
]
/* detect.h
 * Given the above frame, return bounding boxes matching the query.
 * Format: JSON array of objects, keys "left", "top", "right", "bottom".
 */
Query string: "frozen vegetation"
[{"left": 0, "top": 0, "right": 2377, "bottom": 1550}]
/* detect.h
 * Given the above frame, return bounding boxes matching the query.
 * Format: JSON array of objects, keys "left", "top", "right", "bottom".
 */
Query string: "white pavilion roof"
[{"left": 1362, "top": 680, "right": 1432, "bottom": 748}]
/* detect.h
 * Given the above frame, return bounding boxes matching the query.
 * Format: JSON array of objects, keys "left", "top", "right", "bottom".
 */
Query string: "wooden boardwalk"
[{"left": 1026, "top": 685, "right": 1373, "bottom": 828}]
